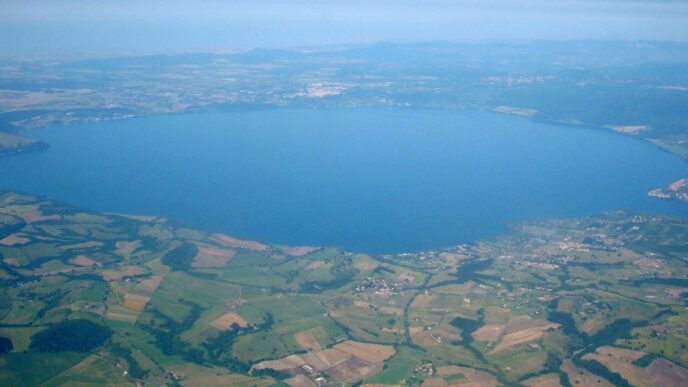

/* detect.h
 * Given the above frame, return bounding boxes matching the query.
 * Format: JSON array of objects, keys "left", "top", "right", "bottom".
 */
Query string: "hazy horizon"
[{"left": 2, "top": 0, "right": 688, "bottom": 58}]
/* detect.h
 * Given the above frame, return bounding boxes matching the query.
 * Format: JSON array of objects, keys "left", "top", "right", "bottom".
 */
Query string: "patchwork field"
[
  {"left": 582, "top": 346, "right": 688, "bottom": 387},
  {"left": 0, "top": 193, "right": 687, "bottom": 386},
  {"left": 487, "top": 318, "right": 560, "bottom": 355},
  {"left": 254, "top": 340, "right": 395, "bottom": 383},
  {"left": 210, "top": 312, "right": 249, "bottom": 330}
]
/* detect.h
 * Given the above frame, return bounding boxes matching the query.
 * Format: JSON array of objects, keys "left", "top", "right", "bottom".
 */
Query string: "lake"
[{"left": 1, "top": 109, "right": 686, "bottom": 253}]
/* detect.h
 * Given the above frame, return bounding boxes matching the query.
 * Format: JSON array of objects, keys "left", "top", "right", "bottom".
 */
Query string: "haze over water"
[{"left": 1, "top": 109, "right": 686, "bottom": 253}]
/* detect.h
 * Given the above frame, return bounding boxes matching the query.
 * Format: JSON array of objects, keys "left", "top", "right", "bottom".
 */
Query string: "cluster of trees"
[
  {"left": 574, "top": 358, "right": 632, "bottom": 387},
  {"left": 34, "top": 290, "right": 64, "bottom": 321},
  {"left": 547, "top": 298, "right": 640, "bottom": 386},
  {"left": 203, "top": 312, "right": 277, "bottom": 373},
  {"left": 628, "top": 276, "right": 688, "bottom": 287},
  {"left": 109, "top": 343, "right": 147, "bottom": 379},
  {"left": 0, "top": 217, "right": 25, "bottom": 240},
  {"left": 202, "top": 323, "right": 255, "bottom": 373},
  {"left": 0, "top": 336, "right": 13, "bottom": 354},
  {"left": 454, "top": 259, "right": 494, "bottom": 284},
  {"left": 449, "top": 314, "right": 483, "bottom": 346},
  {"left": 632, "top": 353, "right": 661, "bottom": 367},
  {"left": 300, "top": 258, "right": 357, "bottom": 293},
  {"left": 448, "top": 309, "right": 489, "bottom": 365},
  {"left": 143, "top": 302, "right": 204, "bottom": 363},
  {"left": 142, "top": 299, "right": 283, "bottom": 377},
  {"left": 547, "top": 310, "right": 588, "bottom": 353},
  {"left": 161, "top": 243, "right": 198, "bottom": 271},
  {"left": 29, "top": 319, "right": 112, "bottom": 352},
  {"left": 251, "top": 367, "right": 289, "bottom": 380},
  {"left": 517, "top": 353, "right": 571, "bottom": 387}
]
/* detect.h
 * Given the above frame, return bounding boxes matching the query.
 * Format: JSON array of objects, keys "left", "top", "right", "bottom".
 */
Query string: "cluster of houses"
[
  {"left": 354, "top": 277, "right": 404, "bottom": 297},
  {"left": 300, "top": 364, "right": 328, "bottom": 385},
  {"left": 414, "top": 362, "right": 436, "bottom": 378}
]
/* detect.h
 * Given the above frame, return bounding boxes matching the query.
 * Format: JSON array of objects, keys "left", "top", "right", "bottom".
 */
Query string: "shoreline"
[
  {"left": 3, "top": 103, "right": 687, "bottom": 164},
  {"left": 0, "top": 107, "right": 686, "bottom": 256}
]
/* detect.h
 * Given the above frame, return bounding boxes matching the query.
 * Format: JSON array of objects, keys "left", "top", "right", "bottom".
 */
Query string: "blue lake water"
[{"left": 1, "top": 109, "right": 686, "bottom": 253}]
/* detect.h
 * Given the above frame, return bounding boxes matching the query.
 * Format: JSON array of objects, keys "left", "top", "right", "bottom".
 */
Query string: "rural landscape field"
[
  {"left": 0, "top": 192, "right": 687, "bottom": 386},
  {"left": 1, "top": 1, "right": 688, "bottom": 386}
]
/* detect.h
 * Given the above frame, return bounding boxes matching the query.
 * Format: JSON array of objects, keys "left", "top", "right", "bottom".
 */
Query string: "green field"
[{"left": 0, "top": 193, "right": 687, "bottom": 385}]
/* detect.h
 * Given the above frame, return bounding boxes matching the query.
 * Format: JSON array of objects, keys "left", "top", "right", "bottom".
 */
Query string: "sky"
[{"left": 1, "top": 0, "right": 687, "bottom": 57}]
